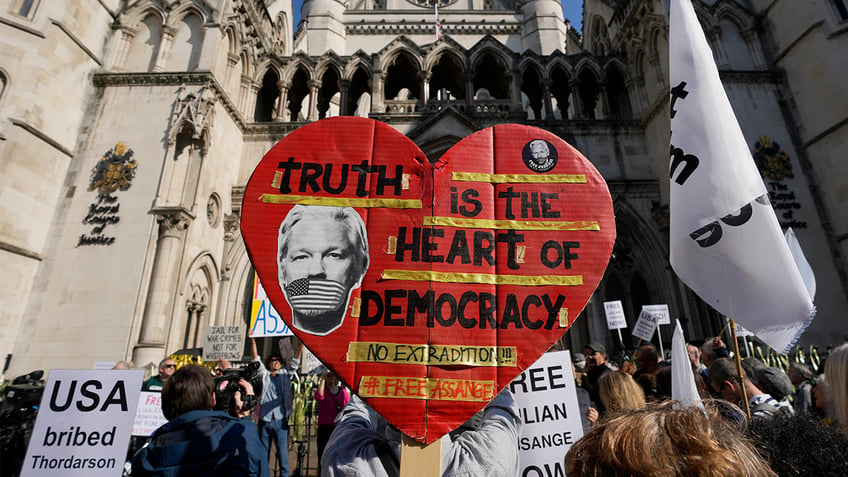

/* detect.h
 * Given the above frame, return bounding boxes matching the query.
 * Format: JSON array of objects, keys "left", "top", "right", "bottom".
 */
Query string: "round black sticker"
[{"left": 522, "top": 139, "right": 558, "bottom": 172}]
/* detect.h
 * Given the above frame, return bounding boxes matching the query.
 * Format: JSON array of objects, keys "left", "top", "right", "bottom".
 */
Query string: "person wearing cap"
[
  {"left": 752, "top": 365, "right": 794, "bottom": 414},
  {"left": 581, "top": 342, "right": 613, "bottom": 416},
  {"left": 708, "top": 358, "right": 791, "bottom": 419}
]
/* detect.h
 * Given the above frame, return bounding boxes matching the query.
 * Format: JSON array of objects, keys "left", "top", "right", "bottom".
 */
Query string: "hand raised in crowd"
[
  {"left": 586, "top": 407, "right": 599, "bottom": 426},
  {"left": 712, "top": 336, "right": 725, "bottom": 350}
]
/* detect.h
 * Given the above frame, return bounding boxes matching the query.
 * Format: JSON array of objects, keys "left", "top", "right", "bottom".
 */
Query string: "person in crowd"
[
  {"left": 132, "top": 364, "right": 268, "bottom": 477},
  {"left": 748, "top": 411, "right": 848, "bottom": 477},
  {"left": 251, "top": 333, "right": 303, "bottom": 477},
  {"left": 741, "top": 357, "right": 766, "bottom": 379},
  {"left": 811, "top": 375, "right": 831, "bottom": 424},
  {"left": 277, "top": 205, "right": 369, "bottom": 336},
  {"left": 824, "top": 343, "right": 848, "bottom": 432},
  {"left": 315, "top": 369, "right": 350, "bottom": 463},
  {"left": 565, "top": 401, "right": 777, "bottom": 477},
  {"left": 787, "top": 362, "right": 815, "bottom": 415},
  {"left": 586, "top": 370, "right": 646, "bottom": 426},
  {"left": 143, "top": 357, "right": 177, "bottom": 391},
  {"left": 633, "top": 344, "right": 660, "bottom": 380},
  {"left": 700, "top": 336, "right": 730, "bottom": 380},
  {"left": 687, "top": 343, "right": 707, "bottom": 374},
  {"left": 581, "top": 342, "right": 613, "bottom": 415},
  {"left": 321, "top": 389, "right": 521, "bottom": 477},
  {"left": 619, "top": 360, "right": 636, "bottom": 375},
  {"left": 708, "top": 358, "right": 791, "bottom": 419},
  {"left": 112, "top": 360, "right": 133, "bottom": 370},
  {"left": 751, "top": 365, "right": 793, "bottom": 409}
]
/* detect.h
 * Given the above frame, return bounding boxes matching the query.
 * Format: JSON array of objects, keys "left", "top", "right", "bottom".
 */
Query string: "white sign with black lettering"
[
  {"left": 632, "top": 308, "right": 660, "bottom": 341},
  {"left": 603, "top": 300, "right": 627, "bottom": 330},
  {"left": 510, "top": 351, "right": 583, "bottom": 477},
  {"left": 23, "top": 369, "right": 143, "bottom": 477},
  {"left": 203, "top": 325, "right": 245, "bottom": 361},
  {"left": 642, "top": 304, "right": 671, "bottom": 325}
]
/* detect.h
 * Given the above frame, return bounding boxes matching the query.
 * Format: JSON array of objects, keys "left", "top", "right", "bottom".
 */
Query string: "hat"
[
  {"left": 753, "top": 366, "right": 793, "bottom": 401},
  {"left": 585, "top": 342, "right": 606, "bottom": 356}
]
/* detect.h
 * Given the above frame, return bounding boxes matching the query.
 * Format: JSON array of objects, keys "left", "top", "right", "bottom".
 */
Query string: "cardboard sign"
[
  {"left": 642, "top": 304, "right": 671, "bottom": 325},
  {"left": 202, "top": 325, "right": 245, "bottom": 361},
  {"left": 603, "top": 300, "right": 627, "bottom": 330},
  {"left": 22, "top": 370, "right": 143, "bottom": 477},
  {"left": 250, "top": 273, "right": 294, "bottom": 337},
  {"left": 132, "top": 391, "right": 167, "bottom": 437},
  {"left": 240, "top": 118, "right": 615, "bottom": 443},
  {"left": 511, "top": 351, "right": 584, "bottom": 477},
  {"left": 632, "top": 309, "right": 660, "bottom": 341}
]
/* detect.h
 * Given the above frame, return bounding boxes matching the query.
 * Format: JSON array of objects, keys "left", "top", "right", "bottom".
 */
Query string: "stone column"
[
  {"left": 214, "top": 214, "right": 240, "bottom": 326},
  {"left": 569, "top": 78, "right": 583, "bottom": 119},
  {"left": 742, "top": 29, "right": 767, "bottom": 70},
  {"left": 152, "top": 25, "right": 177, "bottom": 72},
  {"left": 465, "top": 73, "right": 474, "bottom": 110},
  {"left": 706, "top": 28, "right": 729, "bottom": 70},
  {"left": 339, "top": 79, "right": 351, "bottom": 116},
  {"left": 541, "top": 79, "right": 554, "bottom": 120},
  {"left": 419, "top": 71, "right": 432, "bottom": 105},
  {"left": 597, "top": 79, "right": 610, "bottom": 120},
  {"left": 246, "top": 81, "right": 260, "bottom": 121},
  {"left": 275, "top": 80, "right": 290, "bottom": 121},
  {"left": 108, "top": 26, "right": 135, "bottom": 72},
  {"left": 649, "top": 54, "right": 666, "bottom": 90},
  {"left": 224, "top": 53, "right": 239, "bottom": 92},
  {"left": 509, "top": 68, "right": 522, "bottom": 112},
  {"left": 133, "top": 210, "right": 193, "bottom": 366},
  {"left": 372, "top": 70, "right": 386, "bottom": 113},
  {"left": 308, "top": 79, "right": 321, "bottom": 121}
]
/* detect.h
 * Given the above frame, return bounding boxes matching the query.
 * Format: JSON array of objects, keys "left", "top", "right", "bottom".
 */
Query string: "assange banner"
[{"left": 669, "top": 0, "right": 814, "bottom": 353}]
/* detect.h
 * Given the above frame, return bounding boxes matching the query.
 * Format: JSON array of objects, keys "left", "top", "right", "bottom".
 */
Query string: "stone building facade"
[{"left": 1, "top": 0, "right": 846, "bottom": 373}]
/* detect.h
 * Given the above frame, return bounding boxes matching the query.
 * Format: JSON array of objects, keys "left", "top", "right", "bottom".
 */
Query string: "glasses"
[
  {"left": 163, "top": 364, "right": 177, "bottom": 369},
  {"left": 268, "top": 357, "right": 281, "bottom": 362}
]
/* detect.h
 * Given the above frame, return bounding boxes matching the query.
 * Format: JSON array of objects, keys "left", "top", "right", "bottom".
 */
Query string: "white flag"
[
  {"left": 669, "top": 0, "right": 814, "bottom": 354},
  {"left": 671, "top": 320, "right": 703, "bottom": 410},
  {"left": 785, "top": 228, "right": 816, "bottom": 300}
]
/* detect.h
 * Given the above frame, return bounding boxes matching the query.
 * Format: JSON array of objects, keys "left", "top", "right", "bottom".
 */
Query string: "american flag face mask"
[{"left": 284, "top": 277, "right": 347, "bottom": 314}]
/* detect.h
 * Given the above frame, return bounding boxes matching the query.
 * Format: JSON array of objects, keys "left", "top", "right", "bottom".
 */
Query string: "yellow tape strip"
[
  {"left": 380, "top": 270, "right": 583, "bottom": 286},
  {"left": 347, "top": 342, "right": 518, "bottom": 367},
  {"left": 423, "top": 216, "right": 600, "bottom": 231},
  {"left": 452, "top": 172, "right": 587, "bottom": 184},
  {"left": 358, "top": 376, "right": 498, "bottom": 402},
  {"left": 259, "top": 194, "right": 422, "bottom": 209}
]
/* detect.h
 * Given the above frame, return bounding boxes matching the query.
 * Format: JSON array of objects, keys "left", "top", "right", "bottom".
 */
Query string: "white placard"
[
  {"left": 642, "top": 304, "right": 671, "bottom": 325},
  {"left": 250, "top": 273, "right": 294, "bottom": 337},
  {"left": 603, "top": 300, "right": 627, "bottom": 330},
  {"left": 131, "top": 392, "right": 168, "bottom": 437},
  {"left": 22, "top": 369, "right": 143, "bottom": 477},
  {"left": 632, "top": 309, "right": 659, "bottom": 341},
  {"left": 735, "top": 323, "right": 754, "bottom": 338},
  {"left": 202, "top": 325, "right": 245, "bottom": 361},
  {"left": 510, "top": 351, "right": 583, "bottom": 477}
]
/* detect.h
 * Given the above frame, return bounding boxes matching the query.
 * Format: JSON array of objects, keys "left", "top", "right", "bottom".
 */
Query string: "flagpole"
[{"left": 729, "top": 320, "right": 751, "bottom": 418}]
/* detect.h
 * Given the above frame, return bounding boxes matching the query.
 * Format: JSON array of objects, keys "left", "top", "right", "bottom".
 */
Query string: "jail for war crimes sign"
[
  {"left": 203, "top": 325, "right": 245, "bottom": 361},
  {"left": 240, "top": 117, "right": 615, "bottom": 443}
]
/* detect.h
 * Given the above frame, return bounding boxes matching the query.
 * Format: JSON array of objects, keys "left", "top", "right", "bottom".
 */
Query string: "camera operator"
[{"left": 132, "top": 364, "right": 269, "bottom": 477}]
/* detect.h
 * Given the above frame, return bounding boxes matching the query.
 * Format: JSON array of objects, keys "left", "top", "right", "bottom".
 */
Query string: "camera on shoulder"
[{"left": 213, "top": 361, "right": 264, "bottom": 417}]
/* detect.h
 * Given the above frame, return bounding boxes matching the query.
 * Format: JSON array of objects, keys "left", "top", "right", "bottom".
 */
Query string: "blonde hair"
[
  {"left": 565, "top": 401, "right": 777, "bottom": 477},
  {"left": 825, "top": 343, "right": 848, "bottom": 433},
  {"left": 599, "top": 370, "right": 646, "bottom": 414}
]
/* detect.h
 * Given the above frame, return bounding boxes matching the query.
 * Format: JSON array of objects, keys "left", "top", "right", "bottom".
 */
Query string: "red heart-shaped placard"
[{"left": 241, "top": 117, "right": 615, "bottom": 443}]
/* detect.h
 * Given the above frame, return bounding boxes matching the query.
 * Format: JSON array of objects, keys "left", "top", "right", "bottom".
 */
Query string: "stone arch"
[
  {"left": 548, "top": 62, "right": 572, "bottom": 119},
  {"left": 471, "top": 49, "right": 512, "bottom": 100},
  {"left": 217, "top": 230, "right": 255, "bottom": 329},
  {"left": 520, "top": 63, "right": 544, "bottom": 120},
  {"left": 428, "top": 50, "right": 467, "bottom": 102},
  {"left": 348, "top": 64, "right": 372, "bottom": 117},
  {"left": 286, "top": 64, "right": 312, "bottom": 121},
  {"left": 715, "top": 9, "right": 756, "bottom": 70},
  {"left": 166, "top": 9, "right": 205, "bottom": 71},
  {"left": 575, "top": 61, "right": 602, "bottom": 119},
  {"left": 125, "top": 10, "right": 163, "bottom": 72},
  {"left": 254, "top": 67, "right": 280, "bottom": 122},
  {"left": 174, "top": 253, "right": 220, "bottom": 351},
  {"left": 383, "top": 48, "right": 423, "bottom": 105},
  {"left": 0, "top": 67, "right": 8, "bottom": 105},
  {"left": 604, "top": 59, "right": 632, "bottom": 119},
  {"left": 588, "top": 14, "right": 611, "bottom": 56},
  {"left": 317, "top": 63, "right": 343, "bottom": 119}
]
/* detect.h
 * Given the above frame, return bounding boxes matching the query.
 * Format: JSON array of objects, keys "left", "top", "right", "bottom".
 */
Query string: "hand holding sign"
[{"left": 240, "top": 118, "right": 615, "bottom": 443}]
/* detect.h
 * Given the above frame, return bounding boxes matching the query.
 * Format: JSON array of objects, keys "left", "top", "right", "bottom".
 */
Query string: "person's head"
[
  {"left": 599, "top": 370, "right": 646, "bottom": 414},
  {"left": 787, "top": 362, "right": 814, "bottom": 386},
  {"left": 811, "top": 375, "right": 829, "bottom": 412},
  {"left": 266, "top": 353, "right": 283, "bottom": 373},
  {"left": 529, "top": 139, "right": 550, "bottom": 164},
  {"left": 584, "top": 342, "right": 608, "bottom": 369},
  {"left": 112, "top": 360, "right": 132, "bottom": 370},
  {"left": 572, "top": 352, "right": 586, "bottom": 374},
  {"left": 636, "top": 345, "right": 660, "bottom": 373},
  {"left": 708, "top": 358, "right": 747, "bottom": 404},
  {"left": 687, "top": 344, "right": 702, "bottom": 369},
  {"left": 752, "top": 366, "right": 793, "bottom": 402},
  {"left": 159, "top": 358, "right": 177, "bottom": 380},
  {"left": 161, "top": 364, "right": 214, "bottom": 420},
  {"left": 741, "top": 357, "right": 765, "bottom": 379},
  {"left": 701, "top": 338, "right": 718, "bottom": 368},
  {"left": 565, "top": 402, "right": 777, "bottom": 477},
  {"left": 277, "top": 205, "right": 369, "bottom": 335},
  {"left": 749, "top": 411, "right": 848, "bottom": 477},
  {"left": 825, "top": 343, "right": 848, "bottom": 431}
]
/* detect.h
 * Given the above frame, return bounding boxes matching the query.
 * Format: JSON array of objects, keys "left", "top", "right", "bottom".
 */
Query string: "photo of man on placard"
[{"left": 277, "top": 205, "right": 369, "bottom": 336}]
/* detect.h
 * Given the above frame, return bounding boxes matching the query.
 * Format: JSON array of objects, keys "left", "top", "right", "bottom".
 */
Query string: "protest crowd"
[{"left": 57, "top": 331, "right": 838, "bottom": 477}]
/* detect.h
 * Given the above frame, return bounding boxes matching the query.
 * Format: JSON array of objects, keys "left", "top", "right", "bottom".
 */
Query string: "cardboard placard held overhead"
[
  {"left": 603, "top": 300, "right": 627, "bottom": 330},
  {"left": 641, "top": 304, "right": 671, "bottom": 325},
  {"left": 202, "top": 325, "right": 245, "bottom": 361},
  {"left": 240, "top": 117, "right": 615, "bottom": 443},
  {"left": 632, "top": 309, "right": 660, "bottom": 342}
]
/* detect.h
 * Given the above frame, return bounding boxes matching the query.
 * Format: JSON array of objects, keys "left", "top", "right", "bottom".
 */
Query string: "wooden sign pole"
[{"left": 400, "top": 435, "right": 441, "bottom": 476}]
